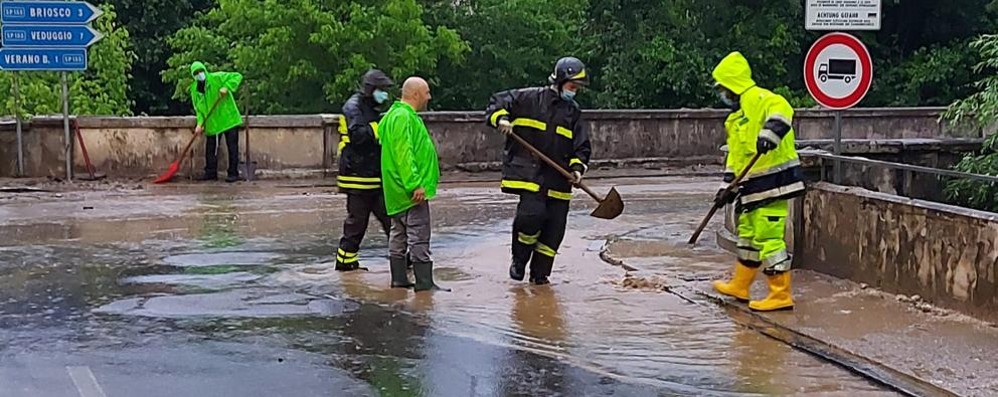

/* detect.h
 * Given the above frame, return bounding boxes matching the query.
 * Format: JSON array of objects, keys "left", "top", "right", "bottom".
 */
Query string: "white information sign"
[{"left": 806, "top": 0, "right": 881, "bottom": 31}]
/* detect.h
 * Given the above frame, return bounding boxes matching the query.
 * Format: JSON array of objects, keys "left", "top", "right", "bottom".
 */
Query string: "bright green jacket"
[
  {"left": 380, "top": 101, "right": 440, "bottom": 216},
  {"left": 189, "top": 61, "right": 244, "bottom": 136},
  {"left": 712, "top": 52, "right": 799, "bottom": 178}
]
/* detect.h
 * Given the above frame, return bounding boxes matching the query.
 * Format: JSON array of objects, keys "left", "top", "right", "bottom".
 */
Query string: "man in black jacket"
[
  {"left": 484, "top": 57, "right": 592, "bottom": 285},
  {"left": 335, "top": 69, "right": 394, "bottom": 271}
]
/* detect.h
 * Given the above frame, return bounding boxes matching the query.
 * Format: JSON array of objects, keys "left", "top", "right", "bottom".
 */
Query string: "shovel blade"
[
  {"left": 590, "top": 187, "right": 624, "bottom": 220},
  {"left": 240, "top": 161, "right": 257, "bottom": 182},
  {"left": 153, "top": 161, "right": 181, "bottom": 184}
]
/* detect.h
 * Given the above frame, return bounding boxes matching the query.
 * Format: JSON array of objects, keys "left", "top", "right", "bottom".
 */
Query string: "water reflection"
[{"left": 196, "top": 195, "right": 244, "bottom": 249}]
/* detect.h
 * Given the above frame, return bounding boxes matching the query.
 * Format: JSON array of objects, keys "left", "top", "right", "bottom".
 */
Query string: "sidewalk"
[{"left": 602, "top": 232, "right": 998, "bottom": 397}]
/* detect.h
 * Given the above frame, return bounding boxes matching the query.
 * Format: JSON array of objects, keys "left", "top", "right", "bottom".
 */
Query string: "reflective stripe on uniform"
[
  {"left": 337, "top": 116, "right": 349, "bottom": 156},
  {"left": 763, "top": 249, "right": 791, "bottom": 272},
  {"left": 512, "top": 118, "right": 547, "bottom": 131},
  {"left": 737, "top": 246, "right": 761, "bottom": 262},
  {"left": 489, "top": 109, "right": 510, "bottom": 127},
  {"left": 518, "top": 231, "right": 540, "bottom": 245},
  {"left": 337, "top": 255, "right": 360, "bottom": 264},
  {"left": 501, "top": 179, "right": 540, "bottom": 192},
  {"left": 337, "top": 182, "right": 381, "bottom": 190},
  {"left": 338, "top": 175, "right": 381, "bottom": 183},
  {"left": 746, "top": 158, "right": 801, "bottom": 180},
  {"left": 740, "top": 181, "right": 805, "bottom": 204},
  {"left": 547, "top": 189, "right": 573, "bottom": 200},
  {"left": 338, "top": 248, "right": 358, "bottom": 258},
  {"left": 508, "top": 118, "right": 573, "bottom": 139},
  {"left": 535, "top": 243, "right": 557, "bottom": 258},
  {"left": 370, "top": 122, "right": 379, "bottom": 141},
  {"left": 555, "top": 126, "right": 573, "bottom": 139}
]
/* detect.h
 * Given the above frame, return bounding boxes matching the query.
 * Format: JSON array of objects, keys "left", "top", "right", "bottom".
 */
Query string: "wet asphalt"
[{"left": 0, "top": 177, "right": 897, "bottom": 396}]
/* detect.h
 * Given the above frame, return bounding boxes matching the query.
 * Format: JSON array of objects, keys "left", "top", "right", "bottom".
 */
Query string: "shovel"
[
  {"left": 153, "top": 96, "right": 223, "bottom": 184},
  {"left": 687, "top": 152, "right": 762, "bottom": 245},
  {"left": 239, "top": 88, "right": 257, "bottom": 181},
  {"left": 506, "top": 132, "right": 623, "bottom": 220}
]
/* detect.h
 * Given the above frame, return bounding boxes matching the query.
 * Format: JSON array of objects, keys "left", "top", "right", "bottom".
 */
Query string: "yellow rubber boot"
[
  {"left": 749, "top": 272, "right": 794, "bottom": 311},
  {"left": 713, "top": 262, "right": 758, "bottom": 301}
]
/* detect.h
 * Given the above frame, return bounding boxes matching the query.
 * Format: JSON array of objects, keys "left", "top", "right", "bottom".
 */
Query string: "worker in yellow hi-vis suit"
[{"left": 710, "top": 52, "right": 805, "bottom": 311}]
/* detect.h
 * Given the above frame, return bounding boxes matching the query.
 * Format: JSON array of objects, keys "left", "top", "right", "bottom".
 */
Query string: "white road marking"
[{"left": 66, "top": 366, "right": 108, "bottom": 397}]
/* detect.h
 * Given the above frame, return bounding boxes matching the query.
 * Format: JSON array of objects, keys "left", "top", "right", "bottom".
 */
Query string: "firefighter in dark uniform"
[
  {"left": 334, "top": 69, "right": 394, "bottom": 271},
  {"left": 485, "top": 57, "right": 592, "bottom": 285}
]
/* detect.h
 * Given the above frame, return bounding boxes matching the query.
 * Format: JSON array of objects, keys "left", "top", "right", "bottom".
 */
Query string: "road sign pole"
[
  {"left": 61, "top": 71, "right": 72, "bottom": 181},
  {"left": 833, "top": 111, "right": 843, "bottom": 184},
  {"left": 13, "top": 72, "right": 24, "bottom": 177}
]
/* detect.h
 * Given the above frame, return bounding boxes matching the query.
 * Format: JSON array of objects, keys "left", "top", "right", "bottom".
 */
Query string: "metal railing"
[{"left": 806, "top": 151, "right": 998, "bottom": 184}]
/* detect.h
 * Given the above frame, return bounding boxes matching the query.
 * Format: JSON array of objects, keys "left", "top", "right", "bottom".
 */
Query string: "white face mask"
[
  {"left": 195, "top": 72, "right": 206, "bottom": 82},
  {"left": 373, "top": 89, "right": 389, "bottom": 104}
]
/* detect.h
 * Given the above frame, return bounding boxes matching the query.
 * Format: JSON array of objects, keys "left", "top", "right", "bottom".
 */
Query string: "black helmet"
[
  {"left": 361, "top": 69, "right": 393, "bottom": 96},
  {"left": 548, "top": 57, "right": 589, "bottom": 87}
]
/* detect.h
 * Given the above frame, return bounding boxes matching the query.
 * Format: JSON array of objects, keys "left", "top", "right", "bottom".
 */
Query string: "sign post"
[
  {"left": 13, "top": 73, "right": 22, "bottom": 177},
  {"left": 1, "top": 1, "right": 103, "bottom": 181},
  {"left": 804, "top": 32, "right": 873, "bottom": 184}
]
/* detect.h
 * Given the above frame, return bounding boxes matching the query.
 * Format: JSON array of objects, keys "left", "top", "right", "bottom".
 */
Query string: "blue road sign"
[
  {"left": 2, "top": 25, "right": 103, "bottom": 47},
  {"left": 0, "top": 48, "right": 86, "bottom": 71},
  {"left": 1, "top": 1, "right": 102, "bottom": 25}
]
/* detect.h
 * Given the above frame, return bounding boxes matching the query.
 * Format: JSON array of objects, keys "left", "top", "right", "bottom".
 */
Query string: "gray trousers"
[{"left": 389, "top": 201, "right": 432, "bottom": 263}]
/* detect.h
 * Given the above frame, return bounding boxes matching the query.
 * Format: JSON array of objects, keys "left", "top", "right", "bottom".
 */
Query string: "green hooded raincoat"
[{"left": 189, "top": 61, "right": 244, "bottom": 137}]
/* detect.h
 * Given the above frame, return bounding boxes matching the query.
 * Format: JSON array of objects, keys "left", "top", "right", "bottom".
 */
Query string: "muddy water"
[{"left": 0, "top": 178, "right": 895, "bottom": 396}]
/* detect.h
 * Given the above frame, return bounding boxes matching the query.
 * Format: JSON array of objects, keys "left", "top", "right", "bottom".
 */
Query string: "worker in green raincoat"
[
  {"left": 380, "top": 77, "right": 447, "bottom": 292},
  {"left": 190, "top": 61, "right": 244, "bottom": 183}
]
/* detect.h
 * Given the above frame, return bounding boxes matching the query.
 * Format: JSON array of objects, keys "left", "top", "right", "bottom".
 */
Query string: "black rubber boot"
[
  {"left": 199, "top": 174, "right": 218, "bottom": 181},
  {"left": 225, "top": 174, "right": 240, "bottom": 183},
  {"left": 509, "top": 259, "right": 526, "bottom": 281},
  {"left": 529, "top": 255, "right": 554, "bottom": 285},
  {"left": 413, "top": 261, "right": 450, "bottom": 292},
  {"left": 390, "top": 256, "right": 413, "bottom": 288}
]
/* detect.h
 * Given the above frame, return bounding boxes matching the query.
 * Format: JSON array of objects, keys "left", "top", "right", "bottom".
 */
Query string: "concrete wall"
[
  {"left": 801, "top": 183, "right": 998, "bottom": 322},
  {"left": 0, "top": 107, "right": 965, "bottom": 178}
]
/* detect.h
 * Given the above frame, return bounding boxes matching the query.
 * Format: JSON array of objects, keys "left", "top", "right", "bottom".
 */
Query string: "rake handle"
[{"left": 506, "top": 131, "right": 602, "bottom": 202}]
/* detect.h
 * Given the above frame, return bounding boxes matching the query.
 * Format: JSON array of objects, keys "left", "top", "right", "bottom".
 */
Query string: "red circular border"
[{"left": 804, "top": 32, "right": 873, "bottom": 110}]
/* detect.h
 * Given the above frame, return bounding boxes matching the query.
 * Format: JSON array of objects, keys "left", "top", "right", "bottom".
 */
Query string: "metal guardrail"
[{"left": 804, "top": 151, "right": 998, "bottom": 185}]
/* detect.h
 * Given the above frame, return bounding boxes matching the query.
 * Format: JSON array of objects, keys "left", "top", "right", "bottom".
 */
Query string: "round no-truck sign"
[{"left": 804, "top": 32, "right": 873, "bottom": 110}]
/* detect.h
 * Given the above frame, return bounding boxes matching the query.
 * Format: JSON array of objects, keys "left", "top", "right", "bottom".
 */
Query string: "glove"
[
  {"left": 714, "top": 186, "right": 737, "bottom": 206},
  {"left": 757, "top": 135, "right": 779, "bottom": 154},
  {"left": 195, "top": 124, "right": 204, "bottom": 135},
  {"left": 498, "top": 118, "right": 513, "bottom": 135},
  {"left": 572, "top": 171, "right": 583, "bottom": 184}
]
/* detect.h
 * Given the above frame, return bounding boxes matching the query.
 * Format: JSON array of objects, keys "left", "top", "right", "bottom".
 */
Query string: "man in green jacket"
[
  {"left": 380, "top": 77, "right": 447, "bottom": 292},
  {"left": 190, "top": 61, "right": 244, "bottom": 183}
]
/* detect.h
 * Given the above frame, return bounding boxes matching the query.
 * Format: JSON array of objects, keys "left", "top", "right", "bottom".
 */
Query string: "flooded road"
[{"left": 0, "top": 177, "right": 896, "bottom": 396}]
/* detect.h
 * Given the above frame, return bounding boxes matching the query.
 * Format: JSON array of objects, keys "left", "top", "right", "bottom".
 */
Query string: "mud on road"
[{"left": 0, "top": 177, "right": 898, "bottom": 396}]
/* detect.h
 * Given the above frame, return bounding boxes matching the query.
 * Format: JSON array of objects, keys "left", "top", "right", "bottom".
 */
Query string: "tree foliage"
[
  {"left": 107, "top": 0, "right": 214, "bottom": 115},
  {"left": 423, "top": 0, "right": 586, "bottom": 109},
  {"left": 163, "top": 0, "right": 467, "bottom": 114},
  {"left": 0, "top": 4, "right": 133, "bottom": 117},
  {"left": 944, "top": 34, "right": 998, "bottom": 211}
]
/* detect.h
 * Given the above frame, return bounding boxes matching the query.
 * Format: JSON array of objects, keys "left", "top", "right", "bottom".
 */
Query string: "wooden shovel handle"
[
  {"left": 506, "top": 131, "right": 602, "bottom": 202},
  {"left": 688, "top": 152, "right": 763, "bottom": 244}
]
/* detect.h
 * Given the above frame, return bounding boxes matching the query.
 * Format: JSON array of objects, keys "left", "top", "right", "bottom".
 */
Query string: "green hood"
[
  {"left": 712, "top": 52, "right": 756, "bottom": 95},
  {"left": 190, "top": 61, "right": 207, "bottom": 76}
]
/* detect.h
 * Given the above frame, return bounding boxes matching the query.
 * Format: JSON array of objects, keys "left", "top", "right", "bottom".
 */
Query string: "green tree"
[
  {"left": 0, "top": 4, "right": 134, "bottom": 117},
  {"left": 422, "top": 0, "right": 587, "bottom": 109},
  {"left": 944, "top": 34, "right": 998, "bottom": 211},
  {"left": 163, "top": 0, "right": 467, "bottom": 114},
  {"left": 107, "top": 0, "right": 214, "bottom": 115}
]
